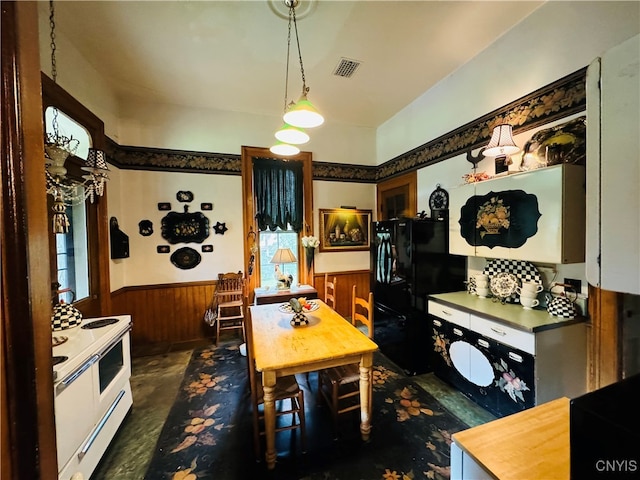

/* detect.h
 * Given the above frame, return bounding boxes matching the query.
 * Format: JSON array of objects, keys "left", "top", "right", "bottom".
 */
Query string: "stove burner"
[
  {"left": 52, "top": 355, "right": 68, "bottom": 366},
  {"left": 81, "top": 318, "right": 120, "bottom": 329}
]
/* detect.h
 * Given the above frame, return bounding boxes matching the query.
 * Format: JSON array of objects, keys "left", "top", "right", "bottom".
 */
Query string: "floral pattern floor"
[{"left": 143, "top": 341, "right": 470, "bottom": 480}]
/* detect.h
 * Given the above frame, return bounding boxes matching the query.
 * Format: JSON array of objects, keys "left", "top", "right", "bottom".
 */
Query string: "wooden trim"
[
  {"left": 587, "top": 284, "right": 622, "bottom": 390},
  {"left": 376, "top": 170, "right": 417, "bottom": 220},
  {"left": 1, "top": 2, "right": 58, "bottom": 478},
  {"left": 41, "top": 74, "right": 111, "bottom": 317},
  {"left": 241, "top": 146, "right": 314, "bottom": 300}
]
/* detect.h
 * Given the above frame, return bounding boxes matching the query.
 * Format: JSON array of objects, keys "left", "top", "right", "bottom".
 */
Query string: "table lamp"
[{"left": 270, "top": 248, "right": 297, "bottom": 290}]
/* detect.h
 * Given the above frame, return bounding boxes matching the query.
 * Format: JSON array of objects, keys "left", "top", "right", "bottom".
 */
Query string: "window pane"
[
  {"left": 259, "top": 228, "right": 299, "bottom": 288},
  {"left": 45, "top": 107, "right": 92, "bottom": 159},
  {"left": 56, "top": 186, "right": 90, "bottom": 303}
]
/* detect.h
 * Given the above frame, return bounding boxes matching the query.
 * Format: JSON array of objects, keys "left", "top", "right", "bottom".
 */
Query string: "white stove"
[{"left": 52, "top": 314, "right": 133, "bottom": 480}]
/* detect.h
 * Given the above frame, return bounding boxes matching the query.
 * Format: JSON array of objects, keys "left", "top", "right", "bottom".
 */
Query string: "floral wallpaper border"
[{"left": 106, "top": 67, "right": 586, "bottom": 184}]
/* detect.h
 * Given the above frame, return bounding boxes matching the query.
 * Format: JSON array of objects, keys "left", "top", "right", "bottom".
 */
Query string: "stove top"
[
  {"left": 52, "top": 314, "right": 131, "bottom": 384},
  {"left": 81, "top": 317, "right": 119, "bottom": 329}
]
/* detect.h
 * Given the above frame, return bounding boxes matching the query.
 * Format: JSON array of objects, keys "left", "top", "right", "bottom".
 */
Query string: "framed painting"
[{"left": 319, "top": 208, "right": 372, "bottom": 252}]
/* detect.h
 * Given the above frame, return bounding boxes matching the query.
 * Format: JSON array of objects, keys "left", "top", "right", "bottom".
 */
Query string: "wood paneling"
[
  {"left": 111, "top": 281, "right": 217, "bottom": 347},
  {"left": 313, "top": 270, "right": 370, "bottom": 318},
  {"left": 2, "top": 2, "right": 58, "bottom": 478},
  {"left": 587, "top": 284, "right": 622, "bottom": 390},
  {"left": 376, "top": 171, "right": 417, "bottom": 220}
]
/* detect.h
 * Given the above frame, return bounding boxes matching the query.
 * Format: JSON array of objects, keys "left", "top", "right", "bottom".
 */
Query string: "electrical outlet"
[{"left": 564, "top": 278, "right": 582, "bottom": 293}]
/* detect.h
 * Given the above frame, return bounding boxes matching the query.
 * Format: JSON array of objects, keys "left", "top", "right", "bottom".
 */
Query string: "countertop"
[
  {"left": 452, "top": 397, "right": 570, "bottom": 480},
  {"left": 429, "top": 291, "right": 586, "bottom": 333}
]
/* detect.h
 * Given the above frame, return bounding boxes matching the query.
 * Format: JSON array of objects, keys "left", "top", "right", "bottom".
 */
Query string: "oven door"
[{"left": 94, "top": 329, "right": 132, "bottom": 418}]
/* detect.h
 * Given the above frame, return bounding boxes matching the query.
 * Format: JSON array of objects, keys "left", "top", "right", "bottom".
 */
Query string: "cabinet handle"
[
  {"left": 477, "top": 339, "right": 490, "bottom": 348},
  {"left": 441, "top": 309, "right": 452, "bottom": 316},
  {"left": 452, "top": 327, "right": 463, "bottom": 337},
  {"left": 433, "top": 319, "right": 442, "bottom": 327},
  {"left": 508, "top": 352, "right": 524, "bottom": 363},
  {"left": 490, "top": 327, "right": 507, "bottom": 336}
]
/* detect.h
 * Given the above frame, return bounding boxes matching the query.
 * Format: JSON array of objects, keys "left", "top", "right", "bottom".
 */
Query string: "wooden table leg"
[
  {"left": 359, "top": 352, "right": 373, "bottom": 440},
  {"left": 262, "top": 370, "right": 277, "bottom": 469}
]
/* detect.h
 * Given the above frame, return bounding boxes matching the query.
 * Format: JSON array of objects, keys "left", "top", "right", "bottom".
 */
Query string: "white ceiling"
[{"left": 47, "top": 1, "right": 544, "bottom": 129}]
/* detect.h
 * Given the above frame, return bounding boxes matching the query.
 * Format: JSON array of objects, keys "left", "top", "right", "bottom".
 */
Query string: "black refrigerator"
[{"left": 371, "top": 217, "right": 466, "bottom": 374}]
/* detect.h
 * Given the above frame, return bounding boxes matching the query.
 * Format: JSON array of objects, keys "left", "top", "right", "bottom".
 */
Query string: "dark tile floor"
[{"left": 92, "top": 333, "right": 494, "bottom": 479}]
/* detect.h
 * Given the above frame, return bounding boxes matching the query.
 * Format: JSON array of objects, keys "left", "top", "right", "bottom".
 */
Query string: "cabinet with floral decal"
[{"left": 449, "top": 164, "right": 585, "bottom": 264}]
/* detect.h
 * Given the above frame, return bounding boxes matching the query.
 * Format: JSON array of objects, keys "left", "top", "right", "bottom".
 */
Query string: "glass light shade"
[
  {"left": 484, "top": 124, "right": 520, "bottom": 157},
  {"left": 283, "top": 93, "right": 324, "bottom": 128},
  {"left": 270, "top": 247, "right": 297, "bottom": 264},
  {"left": 274, "top": 124, "right": 310, "bottom": 145},
  {"left": 269, "top": 142, "right": 300, "bottom": 156}
]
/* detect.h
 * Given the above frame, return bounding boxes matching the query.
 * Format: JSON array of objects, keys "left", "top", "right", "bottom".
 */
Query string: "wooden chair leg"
[
  {"left": 298, "top": 392, "right": 306, "bottom": 453},
  {"left": 331, "top": 381, "right": 339, "bottom": 436}
]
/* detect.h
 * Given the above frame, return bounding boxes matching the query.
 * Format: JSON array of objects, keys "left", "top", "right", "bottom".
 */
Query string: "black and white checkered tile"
[{"left": 482, "top": 259, "right": 543, "bottom": 303}]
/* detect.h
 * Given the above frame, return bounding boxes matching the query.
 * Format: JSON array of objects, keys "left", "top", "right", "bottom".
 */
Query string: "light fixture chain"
[
  {"left": 49, "top": 0, "right": 60, "bottom": 138},
  {"left": 283, "top": 9, "right": 293, "bottom": 113},
  {"left": 291, "top": 5, "right": 308, "bottom": 93}
]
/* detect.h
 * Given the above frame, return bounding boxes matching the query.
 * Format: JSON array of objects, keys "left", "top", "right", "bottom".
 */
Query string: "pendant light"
[{"left": 270, "top": 0, "right": 322, "bottom": 155}]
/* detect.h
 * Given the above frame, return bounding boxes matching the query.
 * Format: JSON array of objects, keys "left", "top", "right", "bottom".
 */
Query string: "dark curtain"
[{"left": 253, "top": 157, "right": 304, "bottom": 232}]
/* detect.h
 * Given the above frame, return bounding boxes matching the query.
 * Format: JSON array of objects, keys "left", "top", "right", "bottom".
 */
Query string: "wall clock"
[{"left": 429, "top": 184, "right": 449, "bottom": 219}]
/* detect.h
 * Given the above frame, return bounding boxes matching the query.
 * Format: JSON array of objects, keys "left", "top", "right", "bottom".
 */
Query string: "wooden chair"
[
  {"left": 245, "top": 310, "right": 306, "bottom": 460},
  {"left": 318, "top": 285, "right": 374, "bottom": 434},
  {"left": 324, "top": 273, "right": 337, "bottom": 310},
  {"left": 214, "top": 271, "right": 246, "bottom": 345}
]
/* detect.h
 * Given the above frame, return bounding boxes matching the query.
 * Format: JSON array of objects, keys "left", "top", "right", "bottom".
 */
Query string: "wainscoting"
[
  {"left": 111, "top": 281, "right": 216, "bottom": 350},
  {"left": 312, "top": 270, "right": 370, "bottom": 318},
  {"left": 111, "top": 270, "right": 370, "bottom": 352}
]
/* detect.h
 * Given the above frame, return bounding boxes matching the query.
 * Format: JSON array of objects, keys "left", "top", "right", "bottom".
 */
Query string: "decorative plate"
[
  {"left": 278, "top": 300, "right": 320, "bottom": 314},
  {"left": 483, "top": 259, "right": 542, "bottom": 303},
  {"left": 490, "top": 272, "right": 519, "bottom": 300},
  {"left": 170, "top": 247, "right": 201, "bottom": 270}
]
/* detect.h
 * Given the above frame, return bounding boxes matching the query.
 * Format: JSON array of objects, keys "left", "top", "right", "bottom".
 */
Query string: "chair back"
[
  {"left": 351, "top": 285, "right": 373, "bottom": 339},
  {"left": 324, "top": 273, "right": 337, "bottom": 310},
  {"left": 216, "top": 271, "right": 245, "bottom": 302}
]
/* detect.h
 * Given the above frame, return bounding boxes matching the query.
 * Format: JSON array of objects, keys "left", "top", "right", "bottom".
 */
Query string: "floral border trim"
[{"left": 106, "top": 67, "right": 586, "bottom": 183}]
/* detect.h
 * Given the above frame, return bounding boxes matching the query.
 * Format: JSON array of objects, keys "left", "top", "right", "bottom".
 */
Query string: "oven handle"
[
  {"left": 56, "top": 354, "right": 100, "bottom": 396},
  {"left": 78, "top": 389, "right": 126, "bottom": 461},
  {"left": 96, "top": 326, "right": 132, "bottom": 359}
]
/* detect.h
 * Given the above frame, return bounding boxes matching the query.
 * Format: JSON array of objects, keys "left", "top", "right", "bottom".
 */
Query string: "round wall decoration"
[{"left": 170, "top": 247, "right": 201, "bottom": 270}]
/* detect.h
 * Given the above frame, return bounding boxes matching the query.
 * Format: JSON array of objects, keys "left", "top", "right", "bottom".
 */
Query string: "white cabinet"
[
  {"left": 449, "top": 164, "right": 585, "bottom": 264},
  {"left": 586, "top": 34, "right": 640, "bottom": 295}
]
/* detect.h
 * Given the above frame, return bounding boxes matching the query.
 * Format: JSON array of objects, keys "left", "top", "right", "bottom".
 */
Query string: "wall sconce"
[{"left": 484, "top": 124, "right": 520, "bottom": 174}]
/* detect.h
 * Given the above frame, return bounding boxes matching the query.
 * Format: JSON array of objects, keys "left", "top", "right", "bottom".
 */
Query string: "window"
[
  {"left": 45, "top": 108, "right": 91, "bottom": 303},
  {"left": 259, "top": 228, "right": 299, "bottom": 288}
]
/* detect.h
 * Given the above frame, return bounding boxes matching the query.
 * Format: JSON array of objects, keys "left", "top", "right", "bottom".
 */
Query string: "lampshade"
[
  {"left": 269, "top": 142, "right": 300, "bottom": 156},
  {"left": 82, "top": 148, "right": 110, "bottom": 172},
  {"left": 275, "top": 123, "right": 310, "bottom": 145},
  {"left": 270, "top": 248, "right": 297, "bottom": 264},
  {"left": 484, "top": 124, "right": 520, "bottom": 157},
  {"left": 283, "top": 92, "right": 325, "bottom": 129}
]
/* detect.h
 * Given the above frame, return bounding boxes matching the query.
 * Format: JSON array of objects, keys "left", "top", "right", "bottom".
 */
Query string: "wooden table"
[
  {"left": 248, "top": 300, "right": 378, "bottom": 469},
  {"left": 254, "top": 284, "right": 318, "bottom": 305},
  {"left": 451, "top": 397, "right": 570, "bottom": 480}
]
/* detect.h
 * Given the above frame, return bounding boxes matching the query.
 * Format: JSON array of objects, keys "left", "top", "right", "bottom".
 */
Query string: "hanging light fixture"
[
  {"left": 270, "top": 0, "right": 322, "bottom": 155},
  {"left": 45, "top": 0, "right": 109, "bottom": 233}
]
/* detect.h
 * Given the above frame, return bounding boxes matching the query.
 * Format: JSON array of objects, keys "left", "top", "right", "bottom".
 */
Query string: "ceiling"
[{"left": 46, "top": 1, "right": 544, "bottom": 129}]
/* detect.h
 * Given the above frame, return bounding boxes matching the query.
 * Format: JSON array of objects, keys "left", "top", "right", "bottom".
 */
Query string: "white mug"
[
  {"left": 474, "top": 274, "right": 489, "bottom": 283},
  {"left": 517, "top": 288, "right": 539, "bottom": 299},
  {"left": 520, "top": 297, "right": 539, "bottom": 309},
  {"left": 475, "top": 280, "right": 489, "bottom": 289},
  {"left": 476, "top": 287, "right": 490, "bottom": 298},
  {"left": 520, "top": 281, "right": 543, "bottom": 293}
]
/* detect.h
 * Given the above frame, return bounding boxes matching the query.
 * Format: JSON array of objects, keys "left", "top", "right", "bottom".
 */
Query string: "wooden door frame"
[
  {"left": 2, "top": 2, "right": 58, "bottom": 478},
  {"left": 376, "top": 171, "right": 417, "bottom": 220},
  {"left": 241, "top": 146, "right": 314, "bottom": 302}
]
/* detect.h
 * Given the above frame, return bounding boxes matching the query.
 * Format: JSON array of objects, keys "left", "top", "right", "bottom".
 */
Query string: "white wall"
[{"left": 108, "top": 169, "right": 243, "bottom": 288}]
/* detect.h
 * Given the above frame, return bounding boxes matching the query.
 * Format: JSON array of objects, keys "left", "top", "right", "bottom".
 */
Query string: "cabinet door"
[
  {"left": 448, "top": 182, "right": 476, "bottom": 256},
  {"left": 586, "top": 34, "right": 640, "bottom": 294},
  {"left": 490, "top": 342, "right": 535, "bottom": 416}
]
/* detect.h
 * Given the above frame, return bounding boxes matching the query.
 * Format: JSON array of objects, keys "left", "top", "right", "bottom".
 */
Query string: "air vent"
[{"left": 333, "top": 58, "right": 361, "bottom": 78}]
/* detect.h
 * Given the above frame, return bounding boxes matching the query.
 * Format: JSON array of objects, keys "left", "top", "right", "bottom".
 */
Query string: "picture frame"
[{"left": 319, "top": 208, "right": 372, "bottom": 252}]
